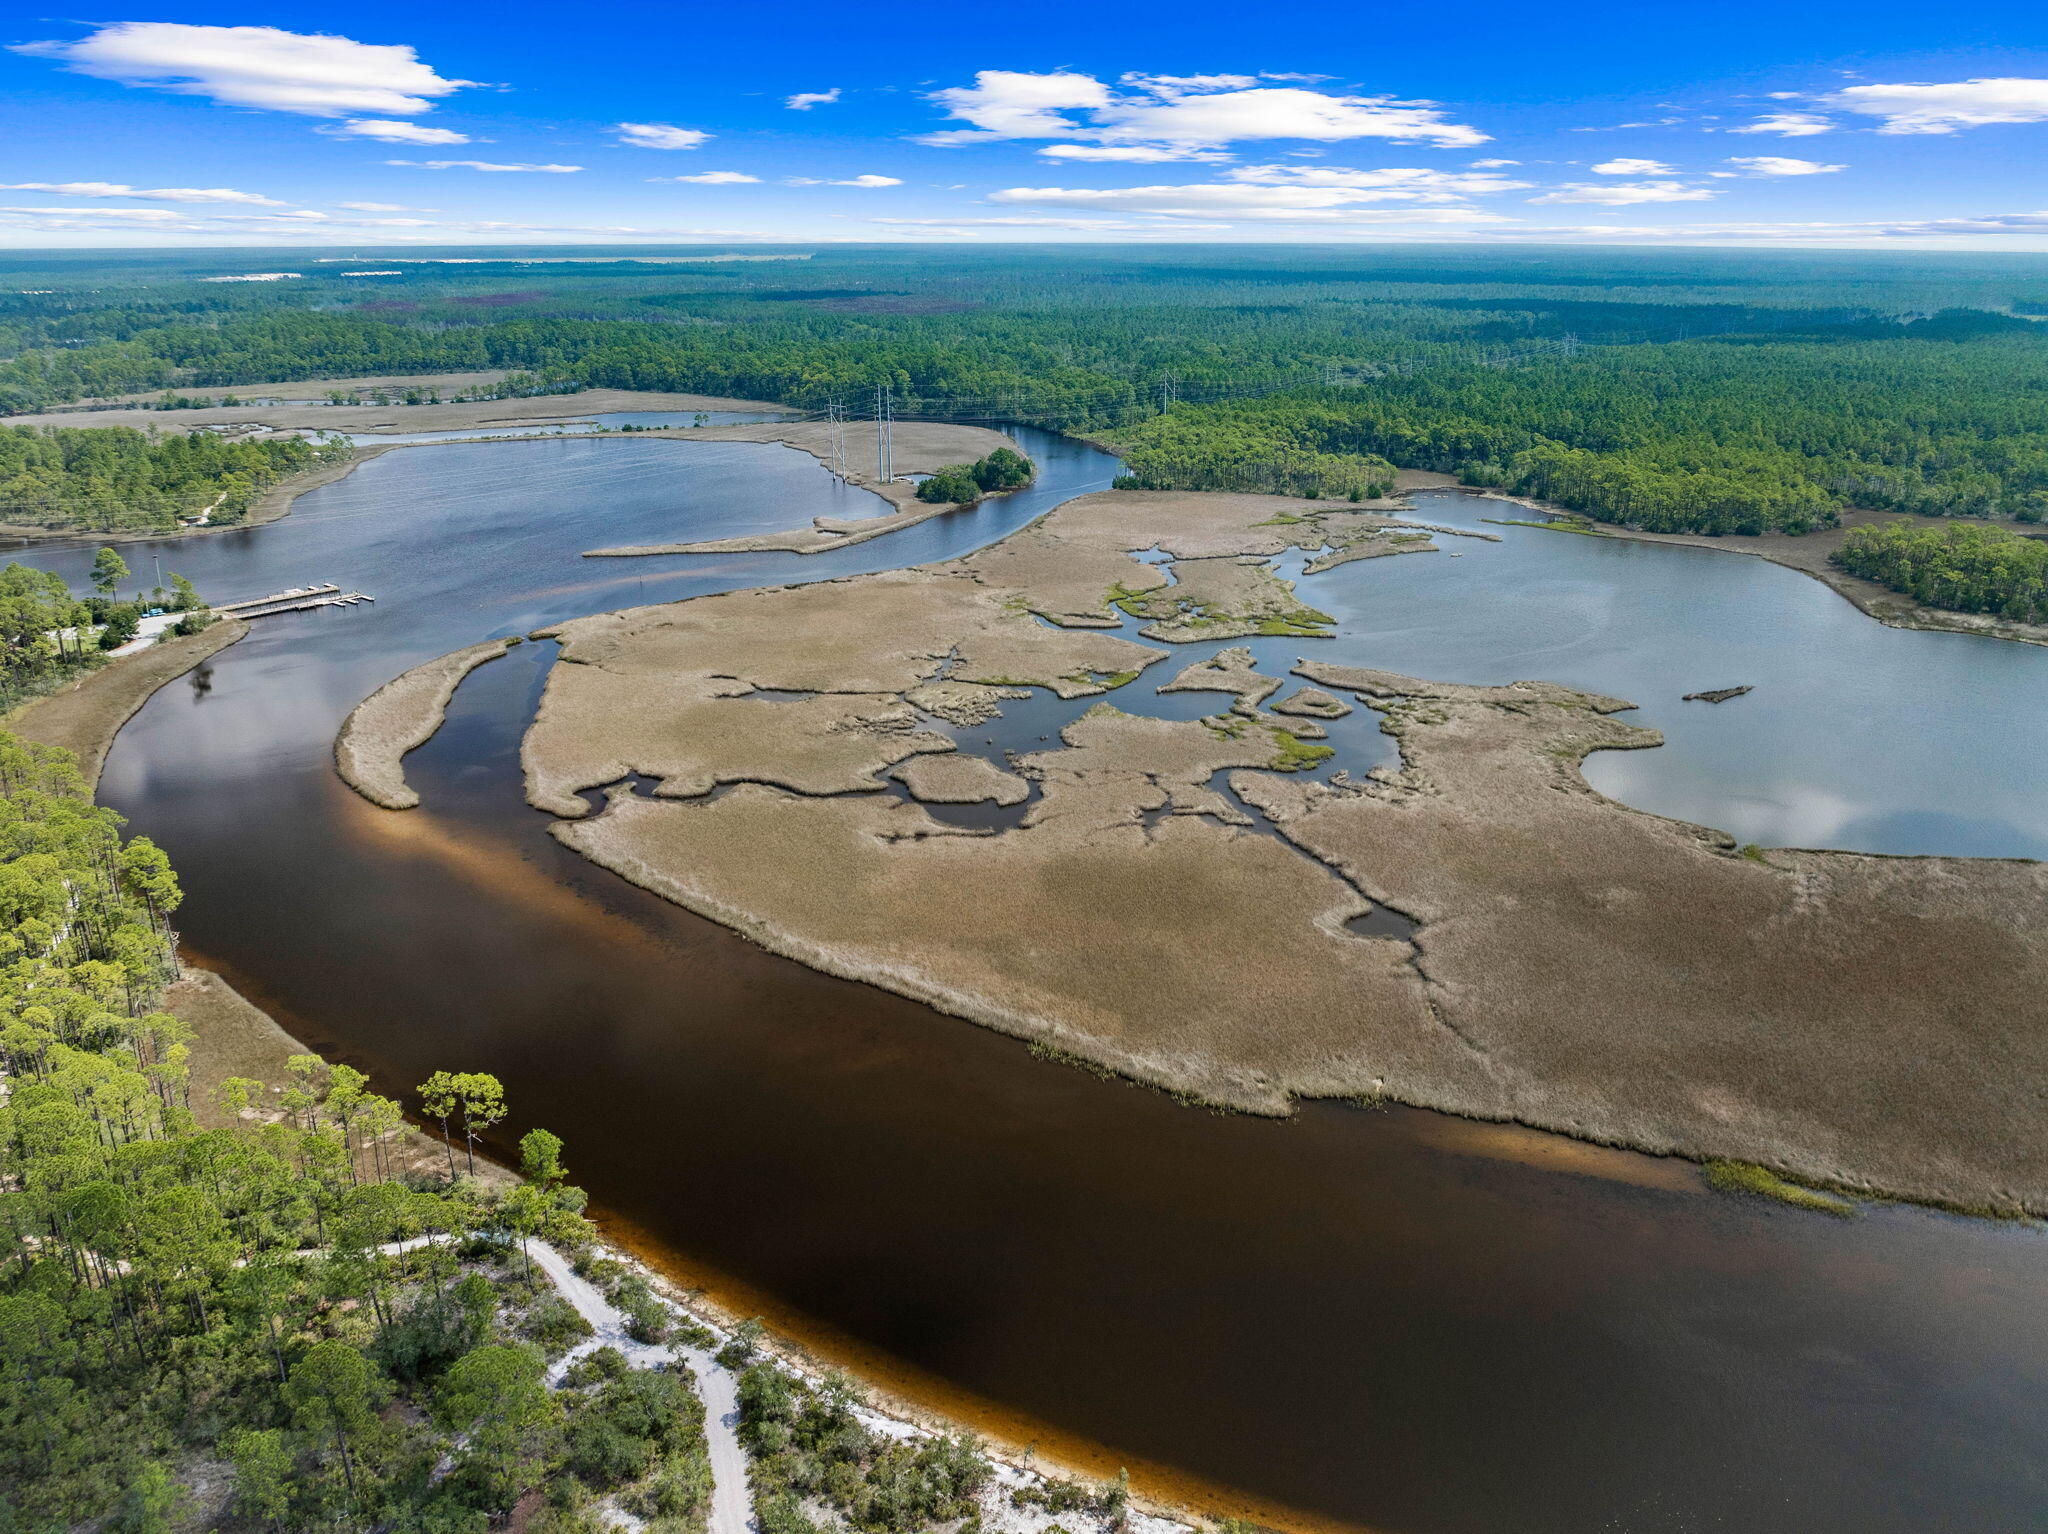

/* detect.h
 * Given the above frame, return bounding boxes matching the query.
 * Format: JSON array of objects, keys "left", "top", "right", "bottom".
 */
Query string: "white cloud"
[
  {"left": 0, "top": 181, "right": 284, "bottom": 205},
  {"left": 657, "top": 172, "right": 760, "bottom": 184},
  {"left": 614, "top": 123, "right": 711, "bottom": 150},
  {"left": 1591, "top": 157, "right": 1675, "bottom": 174},
  {"left": 1529, "top": 180, "right": 1718, "bottom": 204},
  {"left": 330, "top": 118, "right": 469, "bottom": 145},
  {"left": 0, "top": 205, "right": 188, "bottom": 220},
  {"left": 1822, "top": 78, "right": 2048, "bottom": 135},
  {"left": 1727, "top": 155, "right": 1843, "bottom": 176},
  {"left": 1097, "top": 86, "right": 1486, "bottom": 148},
  {"left": 333, "top": 201, "right": 416, "bottom": 211},
  {"left": 1509, "top": 211, "right": 2048, "bottom": 242},
  {"left": 11, "top": 22, "right": 473, "bottom": 116},
  {"left": 1038, "top": 143, "right": 1231, "bottom": 162},
  {"left": 1727, "top": 112, "right": 1835, "bottom": 137},
  {"left": 785, "top": 174, "right": 902, "bottom": 187},
  {"left": 988, "top": 182, "right": 1512, "bottom": 222},
  {"left": 785, "top": 89, "right": 841, "bottom": 110},
  {"left": 386, "top": 159, "right": 581, "bottom": 173},
  {"left": 1228, "top": 164, "right": 1531, "bottom": 199},
  {"left": 872, "top": 215, "right": 1179, "bottom": 230},
  {"left": 921, "top": 70, "right": 1113, "bottom": 143},
  {"left": 920, "top": 70, "right": 1487, "bottom": 150},
  {"left": 1470, "top": 157, "right": 1520, "bottom": 167}
]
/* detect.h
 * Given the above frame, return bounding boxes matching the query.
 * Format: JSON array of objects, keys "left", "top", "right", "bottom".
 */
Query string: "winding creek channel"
[{"left": 15, "top": 425, "right": 2048, "bottom": 1533}]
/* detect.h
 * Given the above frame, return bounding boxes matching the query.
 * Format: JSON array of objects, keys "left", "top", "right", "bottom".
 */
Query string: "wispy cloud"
[
  {"left": 785, "top": 174, "right": 902, "bottom": 187},
  {"left": 990, "top": 181, "right": 1514, "bottom": 222},
  {"left": 1529, "top": 180, "right": 1718, "bottom": 204},
  {"left": 1590, "top": 157, "right": 1675, "bottom": 175},
  {"left": 327, "top": 119, "right": 470, "bottom": 145},
  {"left": 1036, "top": 144, "right": 1232, "bottom": 163},
  {"left": 1727, "top": 155, "right": 1843, "bottom": 176},
  {"left": 785, "top": 88, "right": 841, "bottom": 111},
  {"left": 614, "top": 123, "right": 711, "bottom": 150},
  {"left": 0, "top": 181, "right": 285, "bottom": 205},
  {"left": 386, "top": 160, "right": 582, "bottom": 173},
  {"left": 1726, "top": 112, "right": 1836, "bottom": 137},
  {"left": 655, "top": 172, "right": 760, "bottom": 184}
]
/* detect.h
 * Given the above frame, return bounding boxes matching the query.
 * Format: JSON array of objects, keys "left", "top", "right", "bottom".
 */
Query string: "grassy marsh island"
[{"left": 322, "top": 482, "right": 2048, "bottom": 1216}]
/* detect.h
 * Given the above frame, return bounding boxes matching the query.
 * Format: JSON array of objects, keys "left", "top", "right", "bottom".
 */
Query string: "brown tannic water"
[{"left": 20, "top": 430, "right": 2048, "bottom": 1533}]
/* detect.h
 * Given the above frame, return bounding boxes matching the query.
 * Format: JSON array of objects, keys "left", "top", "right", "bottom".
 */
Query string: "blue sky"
[{"left": 4, "top": 1, "right": 2048, "bottom": 248}]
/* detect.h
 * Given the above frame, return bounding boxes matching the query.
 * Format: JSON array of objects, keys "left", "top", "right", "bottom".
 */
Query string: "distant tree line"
[{"left": 6, "top": 257, "right": 2048, "bottom": 536}]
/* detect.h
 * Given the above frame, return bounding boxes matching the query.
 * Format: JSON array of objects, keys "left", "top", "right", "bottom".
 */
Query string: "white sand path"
[{"left": 528, "top": 1241, "right": 756, "bottom": 1534}]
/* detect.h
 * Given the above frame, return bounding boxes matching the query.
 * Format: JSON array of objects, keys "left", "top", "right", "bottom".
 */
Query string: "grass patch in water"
[
  {"left": 1267, "top": 729, "right": 1336, "bottom": 772},
  {"left": 1704, "top": 1159, "right": 1857, "bottom": 1217},
  {"left": 1482, "top": 516, "right": 1610, "bottom": 537},
  {"left": 1255, "top": 606, "right": 1338, "bottom": 638}
]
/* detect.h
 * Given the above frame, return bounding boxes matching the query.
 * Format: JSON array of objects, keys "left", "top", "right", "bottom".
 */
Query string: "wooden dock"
[{"left": 213, "top": 583, "right": 376, "bottom": 620}]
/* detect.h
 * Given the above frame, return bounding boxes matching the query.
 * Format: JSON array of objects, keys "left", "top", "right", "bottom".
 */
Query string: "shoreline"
[
  {"left": 166, "top": 957, "right": 1238, "bottom": 1534},
  {"left": 1398, "top": 471, "right": 2048, "bottom": 650},
  {"left": 3, "top": 618, "right": 248, "bottom": 787},
  {"left": 0, "top": 424, "right": 1258, "bottom": 1534},
  {"left": 28, "top": 407, "right": 2048, "bottom": 1531},
  {"left": 2, "top": 395, "right": 1022, "bottom": 554},
  {"left": 508, "top": 484, "right": 2048, "bottom": 1214}
]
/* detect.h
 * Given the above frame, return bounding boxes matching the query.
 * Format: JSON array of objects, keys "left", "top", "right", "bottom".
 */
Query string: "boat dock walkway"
[{"left": 214, "top": 582, "right": 376, "bottom": 620}]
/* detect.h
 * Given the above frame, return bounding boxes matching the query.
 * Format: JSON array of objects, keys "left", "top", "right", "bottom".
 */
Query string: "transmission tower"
[
  {"left": 874, "top": 382, "right": 895, "bottom": 482},
  {"left": 1160, "top": 372, "right": 1179, "bottom": 414},
  {"left": 826, "top": 396, "right": 847, "bottom": 476}
]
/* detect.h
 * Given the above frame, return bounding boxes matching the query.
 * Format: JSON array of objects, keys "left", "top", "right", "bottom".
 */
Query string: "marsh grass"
[{"left": 1704, "top": 1159, "right": 1858, "bottom": 1217}]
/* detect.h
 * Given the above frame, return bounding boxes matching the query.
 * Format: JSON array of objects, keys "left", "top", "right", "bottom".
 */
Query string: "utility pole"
[
  {"left": 874, "top": 382, "right": 894, "bottom": 483},
  {"left": 1160, "top": 372, "right": 1178, "bottom": 414},
  {"left": 827, "top": 396, "right": 847, "bottom": 476}
]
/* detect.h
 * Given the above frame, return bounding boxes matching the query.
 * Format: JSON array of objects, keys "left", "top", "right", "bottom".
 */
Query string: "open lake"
[{"left": 14, "top": 429, "right": 2048, "bottom": 1533}]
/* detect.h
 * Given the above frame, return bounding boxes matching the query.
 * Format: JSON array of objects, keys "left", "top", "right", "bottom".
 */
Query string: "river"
[{"left": 13, "top": 427, "right": 2048, "bottom": 1533}]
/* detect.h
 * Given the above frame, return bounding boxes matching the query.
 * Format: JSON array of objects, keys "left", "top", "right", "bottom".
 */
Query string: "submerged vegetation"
[{"left": 1703, "top": 1159, "right": 1859, "bottom": 1217}]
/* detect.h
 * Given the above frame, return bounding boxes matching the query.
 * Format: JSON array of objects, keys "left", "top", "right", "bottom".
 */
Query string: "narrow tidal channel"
[{"left": 19, "top": 429, "right": 2048, "bottom": 1533}]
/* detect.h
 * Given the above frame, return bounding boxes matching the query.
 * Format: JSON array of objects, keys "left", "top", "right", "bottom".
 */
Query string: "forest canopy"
[
  {"left": 0, "top": 424, "right": 351, "bottom": 534},
  {"left": 3, "top": 245, "right": 2047, "bottom": 536},
  {"left": 1832, "top": 519, "right": 2048, "bottom": 623}
]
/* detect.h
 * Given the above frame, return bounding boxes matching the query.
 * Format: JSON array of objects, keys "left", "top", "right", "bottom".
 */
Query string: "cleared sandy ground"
[
  {"left": 7, "top": 620, "right": 246, "bottom": 789},
  {"left": 2, "top": 383, "right": 788, "bottom": 434},
  {"left": 336, "top": 637, "right": 519, "bottom": 809}
]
